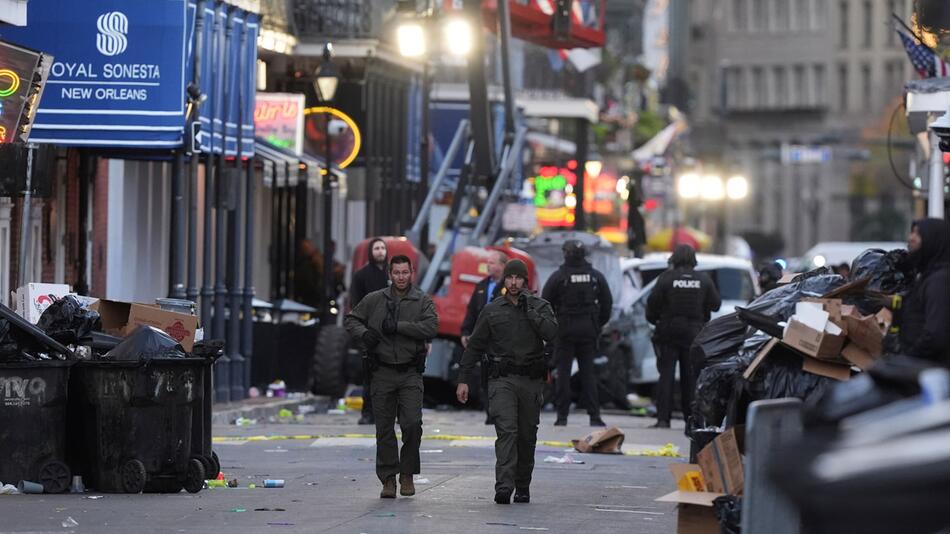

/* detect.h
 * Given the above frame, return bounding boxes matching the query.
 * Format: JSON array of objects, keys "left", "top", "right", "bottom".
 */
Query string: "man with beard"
[
  {"left": 897, "top": 219, "right": 950, "bottom": 366},
  {"left": 345, "top": 255, "right": 439, "bottom": 498},
  {"left": 349, "top": 238, "right": 390, "bottom": 424},
  {"left": 456, "top": 259, "right": 558, "bottom": 504},
  {"left": 461, "top": 249, "right": 508, "bottom": 424}
]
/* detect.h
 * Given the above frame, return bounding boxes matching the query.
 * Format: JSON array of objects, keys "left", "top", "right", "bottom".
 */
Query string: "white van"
[{"left": 801, "top": 241, "right": 906, "bottom": 271}]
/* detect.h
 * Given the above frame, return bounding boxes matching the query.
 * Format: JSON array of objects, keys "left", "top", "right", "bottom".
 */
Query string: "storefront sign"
[
  {"left": 0, "top": 40, "right": 42, "bottom": 143},
  {"left": 254, "top": 93, "right": 304, "bottom": 154},
  {"left": 0, "top": 0, "right": 187, "bottom": 147}
]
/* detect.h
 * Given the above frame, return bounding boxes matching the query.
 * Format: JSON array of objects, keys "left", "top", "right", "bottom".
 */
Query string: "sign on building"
[{"left": 255, "top": 93, "right": 305, "bottom": 154}]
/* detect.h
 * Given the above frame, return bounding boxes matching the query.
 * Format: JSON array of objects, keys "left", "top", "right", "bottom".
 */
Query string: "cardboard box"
[
  {"left": 783, "top": 318, "right": 846, "bottom": 359},
  {"left": 656, "top": 464, "right": 725, "bottom": 534},
  {"left": 572, "top": 426, "right": 625, "bottom": 454},
  {"left": 13, "top": 283, "right": 71, "bottom": 324},
  {"left": 746, "top": 335, "right": 853, "bottom": 381},
  {"left": 841, "top": 342, "right": 879, "bottom": 371},
  {"left": 777, "top": 273, "right": 801, "bottom": 285},
  {"left": 92, "top": 299, "right": 199, "bottom": 352},
  {"left": 696, "top": 427, "right": 744, "bottom": 495}
]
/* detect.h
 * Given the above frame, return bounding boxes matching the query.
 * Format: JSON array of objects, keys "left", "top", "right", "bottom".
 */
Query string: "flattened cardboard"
[
  {"left": 801, "top": 355, "right": 852, "bottom": 380},
  {"left": 842, "top": 343, "right": 879, "bottom": 371},
  {"left": 743, "top": 338, "right": 780, "bottom": 380},
  {"left": 572, "top": 426, "right": 625, "bottom": 454},
  {"left": 656, "top": 490, "right": 723, "bottom": 507},
  {"left": 697, "top": 427, "right": 744, "bottom": 495},
  {"left": 844, "top": 311, "right": 884, "bottom": 356},
  {"left": 777, "top": 273, "right": 802, "bottom": 285}
]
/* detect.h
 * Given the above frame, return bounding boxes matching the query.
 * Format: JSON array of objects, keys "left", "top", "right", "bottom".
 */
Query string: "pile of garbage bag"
[{"left": 689, "top": 248, "right": 913, "bottom": 440}]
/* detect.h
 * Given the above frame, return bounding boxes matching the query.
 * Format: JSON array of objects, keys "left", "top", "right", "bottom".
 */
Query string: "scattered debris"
[
  {"left": 254, "top": 508, "right": 287, "bottom": 512},
  {"left": 375, "top": 512, "right": 396, "bottom": 517},
  {"left": 234, "top": 417, "right": 257, "bottom": 426},
  {"left": 229, "top": 508, "right": 247, "bottom": 513},
  {"left": 543, "top": 454, "right": 584, "bottom": 464},
  {"left": 0, "top": 484, "right": 18, "bottom": 495},
  {"left": 623, "top": 443, "right": 681, "bottom": 458},
  {"left": 420, "top": 449, "right": 443, "bottom": 454},
  {"left": 62, "top": 517, "right": 79, "bottom": 527},
  {"left": 413, "top": 477, "right": 430, "bottom": 484},
  {"left": 84, "top": 495, "right": 105, "bottom": 500}
]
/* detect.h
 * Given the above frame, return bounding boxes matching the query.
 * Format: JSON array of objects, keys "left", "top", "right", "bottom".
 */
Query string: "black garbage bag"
[
  {"left": 36, "top": 295, "right": 102, "bottom": 345},
  {"left": 748, "top": 273, "right": 846, "bottom": 320},
  {"left": 0, "top": 318, "right": 20, "bottom": 358},
  {"left": 752, "top": 346, "right": 833, "bottom": 404},
  {"left": 850, "top": 248, "right": 915, "bottom": 295},
  {"left": 713, "top": 495, "right": 742, "bottom": 534},
  {"left": 101, "top": 326, "right": 186, "bottom": 361},
  {"left": 191, "top": 339, "right": 225, "bottom": 360},
  {"left": 803, "top": 354, "right": 929, "bottom": 426},
  {"left": 735, "top": 307, "right": 784, "bottom": 338},
  {"left": 692, "top": 313, "right": 750, "bottom": 364}
]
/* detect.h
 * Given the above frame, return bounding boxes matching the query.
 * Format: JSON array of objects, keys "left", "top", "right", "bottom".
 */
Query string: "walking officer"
[
  {"left": 349, "top": 237, "right": 391, "bottom": 425},
  {"left": 456, "top": 259, "right": 558, "bottom": 505},
  {"left": 345, "top": 255, "right": 439, "bottom": 499},
  {"left": 542, "top": 239, "right": 613, "bottom": 427},
  {"left": 646, "top": 245, "right": 721, "bottom": 428},
  {"left": 461, "top": 249, "right": 508, "bottom": 424}
]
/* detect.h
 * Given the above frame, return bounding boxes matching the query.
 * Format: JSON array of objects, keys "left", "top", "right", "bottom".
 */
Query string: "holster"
[{"left": 362, "top": 351, "right": 379, "bottom": 383}]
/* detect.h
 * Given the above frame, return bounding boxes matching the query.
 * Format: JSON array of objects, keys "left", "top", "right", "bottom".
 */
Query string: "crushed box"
[
  {"left": 13, "top": 283, "right": 71, "bottom": 324},
  {"left": 92, "top": 299, "right": 199, "bottom": 352}
]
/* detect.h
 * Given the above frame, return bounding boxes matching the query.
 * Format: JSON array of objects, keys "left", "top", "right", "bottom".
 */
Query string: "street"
[{"left": 0, "top": 409, "right": 688, "bottom": 534}]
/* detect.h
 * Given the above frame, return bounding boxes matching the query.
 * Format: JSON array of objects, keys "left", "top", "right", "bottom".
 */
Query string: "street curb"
[{"left": 211, "top": 395, "right": 331, "bottom": 426}]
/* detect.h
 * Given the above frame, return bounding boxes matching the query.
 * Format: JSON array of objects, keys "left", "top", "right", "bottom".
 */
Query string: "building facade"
[{"left": 683, "top": 0, "right": 918, "bottom": 256}]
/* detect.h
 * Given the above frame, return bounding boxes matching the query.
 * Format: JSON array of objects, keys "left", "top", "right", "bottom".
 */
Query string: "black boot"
[
  {"left": 358, "top": 414, "right": 375, "bottom": 425},
  {"left": 494, "top": 489, "right": 512, "bottom": 504},
  {"left": 589, "top": 416, "right": 606, "bottom": 427},
  {"left": 513, "top": 487, "right": 530, "bottom": 503},
  {"left": 650, "top": 420, "right": 670, "bottom": 429},
  {"left": 554, "top": 418, "right": 567, "bottom": 426}
]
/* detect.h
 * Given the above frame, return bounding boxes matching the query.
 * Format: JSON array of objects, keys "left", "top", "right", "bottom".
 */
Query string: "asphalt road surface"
[{"left": 0, "top": 409, "right": 690, "bottom": 534}]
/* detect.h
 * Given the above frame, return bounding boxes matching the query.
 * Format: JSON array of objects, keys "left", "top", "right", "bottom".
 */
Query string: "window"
[
  {"left": 862, "top": 63, "right": 872, "bottom": 109},
  {"left": 774, "top": 66, "right": 787, "bottom": 107},
  {"left": 753, "top": 67, "right": 766, "bottom": 107},
  {"left": 793, "top": 0, "right": 811, "bottom": 30},
  {"left": 838, "top": 63, "right": 849, "bottom": 111},
  {"left": 775, "top": 0, "right": 790, "bottom": 31},
  {"left": 887, "top": 0, "right": 897, "bottom": 45},
  {"left": 752, "top": 0, "right": 767, "bottom": 31},
  {"left": 709, "top": 268, "right": 756, "bottom": 302},
  {"left": 814, "top": 64, "right": 827, "bottom": 106},
  {"left": 733, "top": 0, "right": 748, "bottom": 31},
  {"left": 734, "top": 67, "right": 746, "bottom": 109},
  {"left": 839, "top": 1, "right": 849, "bottom": 49},
  {"left": 863, "top": 0, "right": 873, "bottom": 48},
  {"left": 794, "top": 65, "right": 807, "bottom": 107}
]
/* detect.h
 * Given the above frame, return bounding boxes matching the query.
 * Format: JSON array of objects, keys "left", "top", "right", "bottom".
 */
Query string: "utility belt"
[
  {"left": 367, "top": 352, "right": 426, "bottom": 375},
  {"left": 482, "top": 356, "right": 547, "bottom": 380}
]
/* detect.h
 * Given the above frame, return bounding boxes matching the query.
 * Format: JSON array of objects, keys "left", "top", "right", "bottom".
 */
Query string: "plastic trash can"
[
  {"left": 69, "top": 358, "right": 208, "bottom": 494},
  {"left": 0, "top": 360, "right": 73, "bottom": 493}
]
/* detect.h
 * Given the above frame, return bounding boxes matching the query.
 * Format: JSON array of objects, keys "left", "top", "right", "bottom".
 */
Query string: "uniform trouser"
[
  {"left": 371, "top": 366, "right": 423, "bottom": 482},
  {"left": 555, "top": 338, "right": 600, "bottom": 420},
  {"left": 655, "top": 342, "right": 694, "bottom": 424},
  {"left": 489, "top": 375, "right": 545, "bottom": 493}
]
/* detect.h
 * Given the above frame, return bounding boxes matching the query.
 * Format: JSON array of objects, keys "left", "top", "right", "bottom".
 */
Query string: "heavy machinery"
[{"left": 310, "top": 0, "right": 606, "bottom": 402}]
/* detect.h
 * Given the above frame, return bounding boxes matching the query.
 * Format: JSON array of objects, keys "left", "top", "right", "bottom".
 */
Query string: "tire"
[
  {"left": 38, "top": 460, "right": 71, "bottom": 494},
  {"left": 183, "top": 458, "right": 206, "bottom": 494},
  {"left": 310, "top": 325, "right": 348, "bottom": 399},
  {"left": 210, "top": 451, "right": 221, "bottom": 480},
  {"left": 121, "top": 459, "right": 147, "bottom": 494}
]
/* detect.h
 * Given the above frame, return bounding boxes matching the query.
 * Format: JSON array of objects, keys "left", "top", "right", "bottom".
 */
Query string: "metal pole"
[
  {"left": 187, "top": 0, "right": 205, "bottom": 303},
  {"left": 929, "top": 130, "right": 945, "bottom": 218},
  {"left": 323, "top": 116, "right": 334, "bottom": 324},
  {"left": 17, "top": 145, "right": 34, "bottom": 287},
  {"left": 213, "top": 12, "right": 233, "bottom": 343},
  {"left": 202, "top": 5, "right": 220, "bottom": 331},
  {"left": 228, "top": 16, "right": 247, "bottom": 401},
  {"left": 574, "top": 118, "right": 589, "bottom": 230},
  {"left": 241, "top": 156, "right": 256, "bottom": 393},
  {"left": 169, "top": 150, "right": 187, "bottom": 298},
  {"left": 497, "top": 0, "right": 516, "bottom": 140}
]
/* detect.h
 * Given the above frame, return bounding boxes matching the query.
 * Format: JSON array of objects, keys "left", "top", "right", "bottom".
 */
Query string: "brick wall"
[{"left": 90, "top": 157, "right": 109, "bottom": 297}]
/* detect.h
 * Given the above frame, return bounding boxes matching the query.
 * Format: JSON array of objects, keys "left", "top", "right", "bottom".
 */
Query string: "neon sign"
[
  {"left": 0, "top": 70, "right": 21, "bottom": 98},
  {"left": 255, "top": 93, "right": 305, "bottom": 154},
  {"left": 303, "top": 106, "right": 362, "bottom": 169}
]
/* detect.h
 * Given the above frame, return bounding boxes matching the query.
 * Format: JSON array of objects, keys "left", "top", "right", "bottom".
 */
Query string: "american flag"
[{"left": 897, "top": 27, "right": 950, "bottom": 78}]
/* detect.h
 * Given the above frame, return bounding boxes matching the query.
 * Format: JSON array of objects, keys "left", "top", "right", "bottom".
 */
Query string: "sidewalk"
[{"left": 211, "top": 394, "right": 331, "bottom": 426}]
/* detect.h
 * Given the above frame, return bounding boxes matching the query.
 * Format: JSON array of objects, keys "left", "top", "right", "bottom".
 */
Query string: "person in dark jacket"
[
  {"left": 456, "top": 259, "right": 558, "bottom": 505},
  {"left": 646, "top": 245, "right": 721, "bottom": 428},
  {"left": 898, "top": 219, "right": 950, "bottom": 366},
  {"left": 349, "top": 238, "right": 390, "bottom": 425},
  {"left": 542, "top": 240, "right": 613, "bottom": 427},
  {"left": 461, "top": 249, "right": 509, "bottom": 424}
]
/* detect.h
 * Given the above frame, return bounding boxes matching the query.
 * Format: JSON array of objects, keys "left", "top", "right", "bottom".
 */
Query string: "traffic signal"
[{"left": 551, "top": 0, "right": 572, "bottom": 41}]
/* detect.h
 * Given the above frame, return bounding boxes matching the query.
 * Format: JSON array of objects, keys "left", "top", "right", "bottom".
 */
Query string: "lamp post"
[{"left": 314, "top": 43, "right": 340, "bottom": 325}]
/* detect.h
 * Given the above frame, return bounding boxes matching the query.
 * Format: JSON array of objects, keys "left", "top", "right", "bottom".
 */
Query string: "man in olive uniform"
[
  {"left": 345, "top": 255, "right": 439, "bottom": 499},
  {"left": 456, "top": 259, "right": 558, "bottom": 505},
  {"left": 349, "top": 238, "right": 391, "bottom": 425}
]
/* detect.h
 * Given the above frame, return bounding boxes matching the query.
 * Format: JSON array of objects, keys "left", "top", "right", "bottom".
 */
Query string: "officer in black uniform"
[
  {"left": 646, "top": 244, "right": 721, "bottom": 428},
  {"left": 542, "top": 240, "right": 613, "bottom": 427}
]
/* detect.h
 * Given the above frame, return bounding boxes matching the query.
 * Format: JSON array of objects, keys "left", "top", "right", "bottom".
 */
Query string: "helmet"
[{"left": 562, "top": 239, "right": 587, "bottom": 260}]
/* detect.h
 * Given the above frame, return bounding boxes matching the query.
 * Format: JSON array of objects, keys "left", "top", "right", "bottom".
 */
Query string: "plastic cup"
[{"left": 17, "top": 481, "right": 43, "bottom": 494}]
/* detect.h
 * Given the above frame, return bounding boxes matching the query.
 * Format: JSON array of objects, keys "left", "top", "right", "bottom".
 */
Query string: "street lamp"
[
  {"left": 313, "top": 43, "right": 339, "bottom": 324},
  {"left": 700, "top": 174, "right": 725, "bottom": 201},
  {"left": 677, "top": 172, "right": 701, "bottom": 199},
  {"left": 726, "top": 175, "right": 749, "bottom": 200}
]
